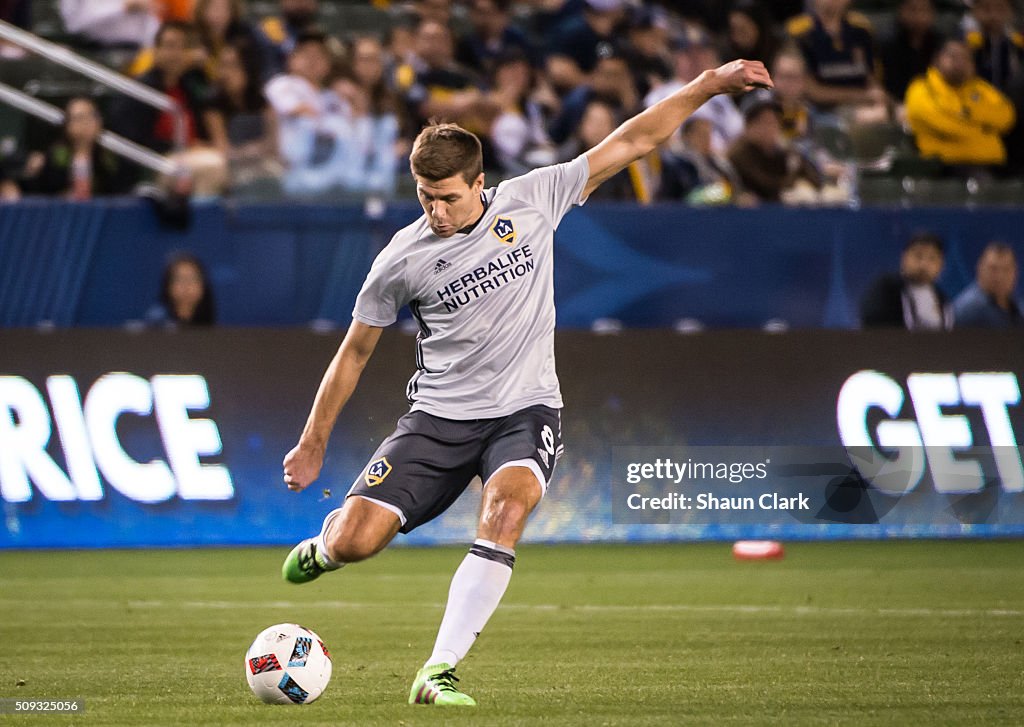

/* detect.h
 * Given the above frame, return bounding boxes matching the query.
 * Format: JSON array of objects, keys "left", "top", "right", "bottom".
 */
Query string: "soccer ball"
[{"left": 245, "top": 623, "right": 332, "bottom": 704}]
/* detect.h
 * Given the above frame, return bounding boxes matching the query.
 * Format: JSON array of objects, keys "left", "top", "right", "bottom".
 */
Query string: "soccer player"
[{"left": 280, "top": 58, "right": 772, "bottom": 706}]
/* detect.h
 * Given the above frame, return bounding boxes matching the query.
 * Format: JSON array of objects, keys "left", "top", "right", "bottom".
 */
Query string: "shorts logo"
[
  {"left": 365, "top": 456, "right": 392, "bottom": 487},
  {"left": 491, "top": 216, "right": 516, "bottom": 245},
  {"left": 541, "top": 425, "right": 555, "bottom": 455},
  {"left": 537, "top": 424, "right": 556, "bottom": 468}
]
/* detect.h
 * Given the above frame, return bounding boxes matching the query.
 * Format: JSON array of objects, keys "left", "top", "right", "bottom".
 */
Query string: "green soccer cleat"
[
  {"left": 408, "top": 663, "right": 476, "bottom": 706},
  {"left": 281, "top": 538, "right": 337, "bottom": 584}
]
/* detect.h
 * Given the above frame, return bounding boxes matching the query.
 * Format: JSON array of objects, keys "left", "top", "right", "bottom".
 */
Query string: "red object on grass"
[{"left": 732, "top": 540, "right": 785, "bottom": 560}]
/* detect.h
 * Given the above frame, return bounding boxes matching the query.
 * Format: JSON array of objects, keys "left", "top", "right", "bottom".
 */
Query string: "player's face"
[{"left": 416, "top": 173, "right": 485, "bottom": 238}]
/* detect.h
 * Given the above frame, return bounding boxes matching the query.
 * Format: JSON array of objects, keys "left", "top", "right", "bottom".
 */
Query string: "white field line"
[{"left": 108, "top": 600, "right": 1024, "bottom": 618}]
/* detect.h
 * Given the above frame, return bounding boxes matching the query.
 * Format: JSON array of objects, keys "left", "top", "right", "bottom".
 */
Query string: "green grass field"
[{"left": 1, "top": 541, "right": 1023, "bottom": 726}]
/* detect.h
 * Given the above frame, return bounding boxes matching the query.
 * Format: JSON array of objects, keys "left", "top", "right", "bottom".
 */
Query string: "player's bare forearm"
[
  {"left": 583, "top": 60, "right": 772, "bottom": 197},
  {"left": 283, "top": 321, "right": 383, "bottom": 491}
]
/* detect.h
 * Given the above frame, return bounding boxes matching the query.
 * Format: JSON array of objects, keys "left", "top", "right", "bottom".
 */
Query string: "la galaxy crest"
[
  {"left": 365, "top": 456, "right": 392, "bottom": 486},
  {"left": 491, "top": 216, "right": 516, "bottom": 245}
]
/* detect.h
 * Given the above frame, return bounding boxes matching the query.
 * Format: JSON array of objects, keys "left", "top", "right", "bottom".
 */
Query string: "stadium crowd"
[{"left": 0, "top": 0, "right": 1023, "bottom": 204}]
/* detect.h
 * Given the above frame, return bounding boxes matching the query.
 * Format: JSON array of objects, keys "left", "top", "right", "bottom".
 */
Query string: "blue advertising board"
[{"left": 1, "top": 329, "right": 1022, "bottom": 548}]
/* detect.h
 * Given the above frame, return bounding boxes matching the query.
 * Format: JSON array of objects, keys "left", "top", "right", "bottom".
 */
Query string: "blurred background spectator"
[
  {"left": 772, "top": 50, "right": 815, "bottom": 144},
  {"left": 60, "top": 0, "right": 161, "bottom": 49},
  {"left": 905, "top": 38, "right": 1016, "bottom": 170},
  {"left": 259, "top": 0, "right": 321, "bottom": 75},
  {"left": 723, "top": 0, "right": 780, "bottom": 66},
  {"left": 658, "top": 116, "right": 744, "bottom": 205},
  {"left": 0, "top": 0, "right": 31, "bottom": 58},
  {"left": 0, "top": 0, "right": 1019, "bottom": 207},
  {"left": 965, "top": 0, "right": 1024, "bottom": 93},
  {"left": 147, "top": 251, "right": 217, "bottom": 327},
  {"left": 21, "top": 97, "right": 134, "bottom": 198},
  {"left": 129, "top": 0, "right": 268, "bottom": 80},
  {"left": 160, "top": 0, "right": 197, "bottom": 22},
  {"left": 487, "top": 49, "right": 557, "bottom": 176},
  {"left": 191, "top": 0, "right": 268, "bottom": 80},
  {"left": 264, "top": 29, "right": 345, "bottom": 195},
  {"left": 328, "top": 35, "right": 401, "bottom": 197},
  {"left": 728, "top": 90, "right": 823, "bottom": 204},
  {"left": 568, "top": 98, "right": 649, "bottom": 201},
  {"left": 953, "top": 241, "right": 1022, "bottom": 327},
  {"left": 205, "top": 40, "right": 280, "bottom": 187},
  {"left": 546, "top": 0, "right": 626, "bottom": 93},
  {"left": 110, "top": 20, "right": 227, "bottom": 195},
  {"left": 880, "top": 0, "right": 944, "bottom": 107},
  {"left": 549, "top": 50, "right": 639, "bottom": 148},
  {"left": 113, "top": 22, "right": 212, "bottom": 152},
  {"left": 620, "top": 4, "right": 672, "bottom": 99},
  {"left": 396, "top": 20, "right": 495, "bottom": 139},
  {"left": 456, "top": 0, "right": 535, "bottom": 80},
  {"left": 860, "top": 232, "right": 952, "bottom": 330},
  {"left": 645, "top": 27, "right": 743, "bottom": 155},
  {"left": 787, "top": 0, "right": 889, "bottom": 124},
  {"left": 409, "top": 0, "right": 455, "bottom": 26}
]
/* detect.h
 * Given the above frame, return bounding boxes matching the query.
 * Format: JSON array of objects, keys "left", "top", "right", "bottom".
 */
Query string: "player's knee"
[
  {"left": 481, "top": 492, "right": 531, "bottom": 538},
  {"left": 323, "top": 528, "right": 380, "bottom": 563}
]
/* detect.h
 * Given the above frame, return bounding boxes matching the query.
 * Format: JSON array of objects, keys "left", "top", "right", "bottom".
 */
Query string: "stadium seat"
[
  {"left": 857, "top": 175, "right": 905, "bottom": 206},
  {"left": 861, "top": 11, "right": 895, "bottom": 39},
  {"left": 849, "top": 122, "right": 908, "bottom": 164},
  {"left": 29, "top": 0, "right": 67, "bottom": 40},
  {"left": 973, "top": 179, "right": 1024, "bottom": 207},
  {"left": 904, "top": 177, "right": 972, "bottom": 206},
  {"left": 0, "top": 104, "right": 26, "bottom": 159},
  {"left": 321, "top": 5, "right": 393, "bottom": 40},
  {"left": 813, "top": 124, "right": 854, "bottom": 161}
]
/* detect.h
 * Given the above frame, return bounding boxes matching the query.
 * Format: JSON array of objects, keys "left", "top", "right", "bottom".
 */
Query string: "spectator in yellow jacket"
[{"left": 905, "top": 38, "right": 1016, "bottom": 166}]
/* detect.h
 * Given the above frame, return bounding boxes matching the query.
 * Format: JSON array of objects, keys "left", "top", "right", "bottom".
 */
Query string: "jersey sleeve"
[
  {"left": 352, "top": 247, "right": 409, "bottom": 327},
  {"left": 499, "top": 156, "right": 589, "bottom": 228}
]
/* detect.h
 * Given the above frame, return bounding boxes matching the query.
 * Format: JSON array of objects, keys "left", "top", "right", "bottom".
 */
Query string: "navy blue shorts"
[{"left": 346, "top": 405, "right": 563, "bottom": 533}]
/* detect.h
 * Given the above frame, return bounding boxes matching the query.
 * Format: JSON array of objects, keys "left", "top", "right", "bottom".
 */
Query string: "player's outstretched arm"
[
  {"left": 582, "top": 59, "right": 772, "bottom": 199},
  {"left": 283, "top": 321, "right": 384, "bottom": 491}
]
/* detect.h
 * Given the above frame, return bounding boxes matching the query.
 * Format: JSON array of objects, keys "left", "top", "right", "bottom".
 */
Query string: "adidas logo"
[{"left": 433, "top": 258, "right": 452, "bottom": 274}]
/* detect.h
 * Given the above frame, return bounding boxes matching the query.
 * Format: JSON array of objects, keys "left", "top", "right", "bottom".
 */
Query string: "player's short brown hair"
[{"left": 410, "top": 123, "right": 483, "bottom": 185}]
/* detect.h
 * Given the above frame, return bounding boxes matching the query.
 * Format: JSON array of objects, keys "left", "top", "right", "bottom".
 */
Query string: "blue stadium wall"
[
  {"left": 1, "top": 328, "right": 1021, "bottom": 548},
  {"left": 1, "top": 198, "right": 1021, "bottom": 329}
]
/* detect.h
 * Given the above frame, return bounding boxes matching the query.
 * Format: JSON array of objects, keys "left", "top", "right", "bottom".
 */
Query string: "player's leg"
[
  {"left": 410, "top": 467, "right": 544, "bottom": 706},
  {"left": 286, "top": 410, "right": 482, "bottom": 586},
  {"left": 411, "top": 406, "right": 561, "bottom": 706},
  {"left": 281, "top": 496, "right": 400, "bottom": 583}
]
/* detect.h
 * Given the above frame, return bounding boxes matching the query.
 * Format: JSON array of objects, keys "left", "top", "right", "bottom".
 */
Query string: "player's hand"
[
  {"left": 282, "top": 441, "right": 325, "bottom": 492},
  {"left": 704, "top": 60, "right": 773, "bottom": 95}
]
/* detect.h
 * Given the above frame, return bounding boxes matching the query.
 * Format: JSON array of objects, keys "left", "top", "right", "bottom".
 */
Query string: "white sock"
[
  {"left": 426, "top": 539, "right": 515, "bottom": 668},
  {"left": 315, "top": 508, "right": 345, "bottom": 570}
]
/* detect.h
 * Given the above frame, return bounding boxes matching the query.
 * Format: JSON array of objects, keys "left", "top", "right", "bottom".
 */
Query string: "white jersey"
[{"left": 353, "top": 155, "right": 590, "bottom": 419}]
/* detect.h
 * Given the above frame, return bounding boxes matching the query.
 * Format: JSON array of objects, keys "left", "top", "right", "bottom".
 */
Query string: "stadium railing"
[{"left": 0, "top": 19, "right": 181, "bottom": 176}]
